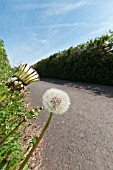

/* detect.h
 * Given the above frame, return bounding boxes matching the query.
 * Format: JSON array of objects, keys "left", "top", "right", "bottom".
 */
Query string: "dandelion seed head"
[{"left": 42, "top": 88, "right": 70, "bottom": 115}]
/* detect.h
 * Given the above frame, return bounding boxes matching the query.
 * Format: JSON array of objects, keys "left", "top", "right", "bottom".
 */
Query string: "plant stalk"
[
  {"left": 18, "top": 112, "right": 54, "bottom": 170},
  {"left": 0, "top": 94, "right": 7, "bottom": 105},
  {"left": 9, "top": 145, "right": 30, "bottom": 170},
  {"left": 0, "top": 119, "right": 25, "bottom": 146},
  {"left": 0, "top": 89, "right": 13, "bottom": 106}
]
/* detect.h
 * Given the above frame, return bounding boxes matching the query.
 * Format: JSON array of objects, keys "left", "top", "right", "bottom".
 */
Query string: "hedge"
[{"left": 32, "top": 31, "right": 113, "bottom": 85}]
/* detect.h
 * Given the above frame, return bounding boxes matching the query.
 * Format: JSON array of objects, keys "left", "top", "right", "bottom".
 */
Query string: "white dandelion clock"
[{"left": 42, "top": 88, "right": 70, "bottom": 115}]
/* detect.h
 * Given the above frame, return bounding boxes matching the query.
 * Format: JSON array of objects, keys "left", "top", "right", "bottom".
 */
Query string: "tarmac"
[{"left": 28, "top": 78, "right": 113, "bottom": 170}]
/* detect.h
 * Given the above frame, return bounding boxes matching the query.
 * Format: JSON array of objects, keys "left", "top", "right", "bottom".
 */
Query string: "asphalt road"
[{"left": 28, "top": 78, "right": 113, "bottom": 170}]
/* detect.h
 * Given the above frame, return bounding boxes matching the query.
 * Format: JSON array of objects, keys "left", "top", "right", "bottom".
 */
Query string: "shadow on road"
[{"left": 41, "top": 78, "right": 113, "bottom": 98}]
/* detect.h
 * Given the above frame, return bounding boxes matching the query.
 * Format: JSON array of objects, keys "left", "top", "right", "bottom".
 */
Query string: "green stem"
[
  {"left": 8, "top": 117, "right": 20, "bottom": 127},
  {"left": 0, "top": 119, "right": 25, "bottom": 146},
  {"left": 0, "top": 144, "right": 14, "bottom": 163},
  {"left": 0, "top": 94, "right": 7, "bottom": 105},
  {"left": 9, "top": 146, "right": 30, "bottom": 170},
  {"left": 18, "top": 112, "right": 54, "bottom": 170},
  {"left": 0, "top": 89, "right": 13, "bottom": 106},
  {"left": 1, "top": 117, "right": 20, "bottom": 135}
]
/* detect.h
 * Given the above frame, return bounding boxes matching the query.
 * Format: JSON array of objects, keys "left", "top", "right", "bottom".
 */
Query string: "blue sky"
[{"left": 0, "top": 0, "right": 113, "bottom": 66}]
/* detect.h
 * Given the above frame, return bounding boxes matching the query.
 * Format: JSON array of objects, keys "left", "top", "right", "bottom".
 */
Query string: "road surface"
[{"left": 28, "top": 78, "right": 113, "bottom": 170}]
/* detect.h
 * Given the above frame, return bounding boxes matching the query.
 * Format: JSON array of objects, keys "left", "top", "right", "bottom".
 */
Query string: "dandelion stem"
[
  {"left": 0, "top": 119, "right": 25, "bottom": 146},
  {"left": 0, "top": 89, "right": 13, "bottom": 106},
  {"left": 1, "top": 117, "right": 20, "bottom": 134},
  {"left": 9, "top": 145, "right": 30, "bottom": 170},
  {"left": 0, "top": 94, "right": 7, "bottom": 105},
  {"left": 18, "top": 112, "right": 54, "bottom": 170}
]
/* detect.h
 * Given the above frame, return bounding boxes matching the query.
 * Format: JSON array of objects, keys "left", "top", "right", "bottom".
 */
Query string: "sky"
[{"left": 0, "top": 0, "right": 113, "bottom": 67}]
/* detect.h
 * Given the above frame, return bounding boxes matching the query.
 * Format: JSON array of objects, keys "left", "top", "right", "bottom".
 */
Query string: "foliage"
[
  {"left": 0, "top": 40, "right": 28, "bottom": 169},
  {"left": 33, "top": 31, "right": 113, "bottom": 85},
  {"left": 0, "top": 40, "right": 14, "bottom": 83},
  {"left": 0, "top": 41, "right": 43, "bottom": 169}
]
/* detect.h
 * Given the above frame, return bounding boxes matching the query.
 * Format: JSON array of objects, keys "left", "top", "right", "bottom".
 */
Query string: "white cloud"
[
  {"left": 88, "top": 20, "right": 113, "bottom": 36},
  {"left": 47, "top": 1, "right": 89, "bottom": 15},
  {"left": 15, "top": 3, "right": 49, "bottom": 10},
  {"left": 40, "top": 39, "right": 50, "bottom": 47},
  {"left": 25, "top": 22, "right": 88, "bottom": 30},
  {"left": 15, "top": 1, "right": 90, "bottom": 15},
  {"left": 88, "top": 28, "right": 108, "bottom": 36},
  {"left": 30, "top": 35, "right": 50, "bottom": 48},
  {"left": 31, "top": 33, "right": 39, "bottom": 37},
  {"left": 40, "top": 22, "right": 83, "bottom": 28}
]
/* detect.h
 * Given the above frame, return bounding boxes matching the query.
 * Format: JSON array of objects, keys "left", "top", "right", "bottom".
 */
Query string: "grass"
[{"left": 0, "top": 40, "right": 28, "bottom": 169}]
